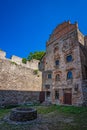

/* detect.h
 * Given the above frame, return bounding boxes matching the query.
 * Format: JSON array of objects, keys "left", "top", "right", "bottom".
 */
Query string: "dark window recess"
[
  {"left": 74, "top": 84, "right": 79, "bottom": 91},
  {"left": 48, "top": 74, "right": 52, "bottom": 79},
  {"left": 66, "top": 55, "right": 72, "bottom": 62},
  {"left": 46, "top": 91, "right": 50, "bottom": 97},
  {"left": 67, "top": 71, "right": 73, "bottom": 79},
  {"left": 55, "top": 74, "right": 60, "bottom": 81},
  {"left": 54, "top": 46, "right": 58, "bottom": 53},
  {"left": 45, "top": 85, "right": 50, "bottom": 89},
  {"left": 55, "top": 60, "right": 59, "bottom": 66},
  {"left": 55, "top": 91, "right": 59, "bottom": 99},
  {"left": 85, "top": 66, "right": 87, "bottom": 79}
]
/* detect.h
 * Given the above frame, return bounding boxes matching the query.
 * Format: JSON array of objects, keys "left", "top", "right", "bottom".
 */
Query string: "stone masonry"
[
  {"left": 0, "top": 51, "right": 42, "bottom": 107},
  {"left": 41, "top": 21, "right": 87, "bottom": 106}
]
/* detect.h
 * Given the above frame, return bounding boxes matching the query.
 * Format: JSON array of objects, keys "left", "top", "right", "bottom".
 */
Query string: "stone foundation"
[{"left": 0, "top": 90, "right": 40, "bottom": 107}]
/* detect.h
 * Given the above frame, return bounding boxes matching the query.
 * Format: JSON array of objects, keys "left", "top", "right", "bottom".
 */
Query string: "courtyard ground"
[{"left": 0, "top": 105, "right": 87, "bottom": 130}]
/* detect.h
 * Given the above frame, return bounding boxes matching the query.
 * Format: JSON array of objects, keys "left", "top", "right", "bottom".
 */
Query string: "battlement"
[
  {"left": 0, "top": 50, "right": 6, "bottom": 59},
  {"left": 0, "top": 50, "right": 39, "bottom": 70}
]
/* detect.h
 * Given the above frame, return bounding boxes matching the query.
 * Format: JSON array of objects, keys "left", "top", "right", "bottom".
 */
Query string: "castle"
[
  {"left": 40, "top": 21, "right": 87, "bottom": 106},
  {"left": 0, "top": 21, "right": 87, "bottom": 107}
]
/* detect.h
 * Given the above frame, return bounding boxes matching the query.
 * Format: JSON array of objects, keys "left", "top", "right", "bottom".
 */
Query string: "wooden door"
[
  {"left": 39, "top": 91, "right": 45, "bottom": 103},
  {"left": 64, "top": 93, "right": 72, "bottom": 105}
]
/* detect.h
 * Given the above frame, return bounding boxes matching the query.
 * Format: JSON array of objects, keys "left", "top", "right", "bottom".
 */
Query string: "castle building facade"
[{"left": 41, "top": 21, "right": 87, "bottom": 106}]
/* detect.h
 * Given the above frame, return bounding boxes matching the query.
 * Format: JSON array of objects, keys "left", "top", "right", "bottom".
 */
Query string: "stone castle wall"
[
  {"left": 0, "top": 51, "right": 42, "bottom": 107},
  {"left": 0, "top": 50, "right": 39, "bottom": 70}
]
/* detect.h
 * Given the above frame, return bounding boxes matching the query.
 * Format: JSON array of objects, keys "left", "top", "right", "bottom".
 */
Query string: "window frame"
[
  {"left": 48, "top": 73, "right": 52, "bottom": 79},
  {"left": 55, "top": 74, "right": 60, "bottom": 81},
  {"left": 55, "top": 90, "right": 59, "bottom": 99},
  {"left": 66, "top": 54, "right": 73, "bottom": 62},
  {"left": 55, "top": 59, "right": 59, "bottom": 66},
  {"left": 67, "top": 71, "right": 73, "bottom": 79},
  {"left": 46, "top": 91, "right": 51, "bottom": 98},
  {"left": 54, "top": 46, "right": 59, "bottom": 53}
]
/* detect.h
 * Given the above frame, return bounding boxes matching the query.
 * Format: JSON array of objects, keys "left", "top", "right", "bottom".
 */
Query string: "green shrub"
[
  {"left": 33, "top": 69, "right": 38, "bottom": 75},
  {"left": 22, "top": 58, "right": 27, "bottom": 64},
  {"left": 11, "top": 61, "right": 17, "bottom": 65}
]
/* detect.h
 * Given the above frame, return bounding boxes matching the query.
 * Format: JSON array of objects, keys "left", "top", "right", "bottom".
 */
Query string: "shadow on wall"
[{"left": 0, "top": 90, "right": 45, "bottom": 107}]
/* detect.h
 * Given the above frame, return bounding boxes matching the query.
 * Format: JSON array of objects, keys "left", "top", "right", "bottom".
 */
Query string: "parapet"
[
  {"left": 0, "top": 51, "right": 39, "bottom": 70},
  {"left": 11, "top": 55, "right": 39, "bottom": 69},
  {"left": 11, "top": 55, "right": 22, "bottom": 64}
]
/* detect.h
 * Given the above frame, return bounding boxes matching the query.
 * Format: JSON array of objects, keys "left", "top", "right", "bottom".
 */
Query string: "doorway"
[{"left": 63, "top": 89, "right": 72, "bottom": 105}]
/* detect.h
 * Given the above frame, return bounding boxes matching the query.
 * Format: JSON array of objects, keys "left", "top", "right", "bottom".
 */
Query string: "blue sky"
[{"left": 0, "top": 0, "right": 87, "bottom": 58}]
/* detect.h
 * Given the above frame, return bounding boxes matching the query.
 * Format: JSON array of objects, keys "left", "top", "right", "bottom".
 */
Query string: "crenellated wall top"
[{"left": 0, "top": 50, "right": 39, "bottom": 70}]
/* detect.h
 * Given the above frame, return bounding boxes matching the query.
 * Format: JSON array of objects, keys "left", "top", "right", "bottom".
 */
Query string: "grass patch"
[
  {"left": 56, "top": 105, "right": 87, "bottom": 114},
  {"left": 35, "top": 105, "right": 87, "bottom": 115},
  {"left": 0, "top": 109, "right": 11, "bottom": 119}
]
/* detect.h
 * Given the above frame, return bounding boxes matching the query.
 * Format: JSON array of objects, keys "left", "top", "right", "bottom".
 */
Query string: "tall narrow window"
[
  {"left": 46, "top": 91, "right": 50, "bottom": 98},
  {"left": 55, "top": 74, "right": 60, "bottom": 81},
  {"left": 54, "top": 46, "right": 58, "bottom": 53},
  {"left": 67, "top": 71, "right": 73, "bottom": 79},
  {"left": 55, "top": 60, "right": 59, "bottom": 66},
  {"left": 66, "top": 55, "right": 72, "bottom": 62},
  {"left": 55, "top": 90, "right": 59, "bottom": 99},
  {"left": 48, "top": 74, "right": 52, "bottom": 79}
]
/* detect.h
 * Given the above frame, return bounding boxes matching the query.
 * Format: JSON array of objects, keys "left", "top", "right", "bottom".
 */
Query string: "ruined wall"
[
  {"left": 0, "top": 52, "right": 42, "bottom": 107},
  {"left": 43, "top": 21, "right": 84, "bottom": 106}
]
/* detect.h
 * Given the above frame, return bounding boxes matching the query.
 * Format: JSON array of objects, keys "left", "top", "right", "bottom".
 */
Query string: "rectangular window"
[
  {"left": 48, "top": 74, "right": 52, "bottom": 79},
  {"left": 45, "top": 84, "right": 50, "bottom": 89},
  {"left": 55, "top": 90, "right": 59, "bottom": 99},
  {"left": 55, "top": 60, "right": 59, "bottom": 66},
  {"left": 46, "top": 91, "right": 50, "bottom": 98}
]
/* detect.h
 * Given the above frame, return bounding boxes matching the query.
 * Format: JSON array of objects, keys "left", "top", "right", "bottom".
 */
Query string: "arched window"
[
  {"left": 54, "top": 46, "right": 58, "bottom": 53},
  {"left": 55, "top": 74, "right": 60, "bottom": 81},
  {"left": 67, "top": 71, "right": 73, "bottom": 79},
  {"left": 55, "top": 60, "right": 59, "bottom": 66},
  {"left": 66, "top": 55, "right": 72, "bottom": 62}
]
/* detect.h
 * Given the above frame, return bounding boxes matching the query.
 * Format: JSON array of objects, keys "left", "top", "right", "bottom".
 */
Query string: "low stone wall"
[{"left": 0, "top": 90, "right": 40, "bottom": 107}]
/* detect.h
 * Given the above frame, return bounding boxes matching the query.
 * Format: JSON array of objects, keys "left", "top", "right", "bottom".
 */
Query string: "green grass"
[
  {"left": 0, "top": 105, "right": 87, "bottom": 130},
  {"left": 0, "top": 109, "right": 11, "bottom": 119},
  {"left": 35, "top": 105, "right": 87, "bottom": 114}
]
